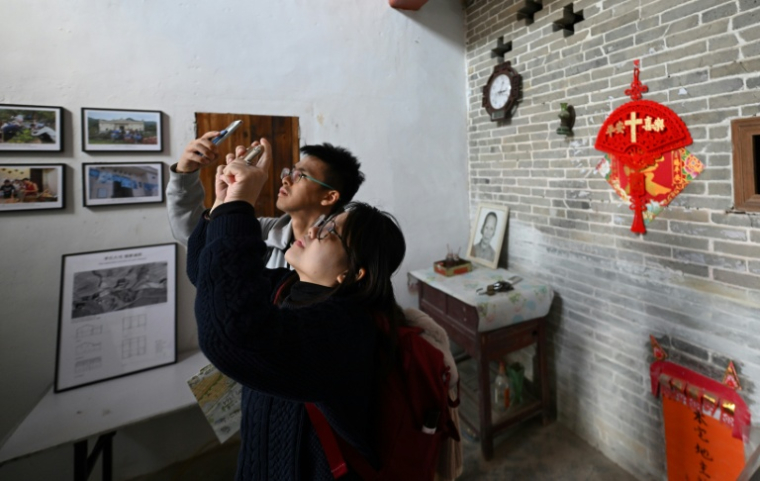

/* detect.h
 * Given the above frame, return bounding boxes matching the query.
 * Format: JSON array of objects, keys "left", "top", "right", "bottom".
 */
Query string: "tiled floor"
[{"left": 128, "top": 418, "right": 638, "bottom": 481}]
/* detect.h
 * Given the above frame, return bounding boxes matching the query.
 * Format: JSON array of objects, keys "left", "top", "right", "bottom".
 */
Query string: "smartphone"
[
  {"left": 211, "top": 120, "right": 241, "bottom": 145},
  {"left": 242, "top": 144, "right": 264, "bottom": 164}
]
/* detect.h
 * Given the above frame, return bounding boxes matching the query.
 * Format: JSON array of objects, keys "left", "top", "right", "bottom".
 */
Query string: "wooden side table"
[{"left": 410, "top": 268, "right": 553, "bottom": 460}]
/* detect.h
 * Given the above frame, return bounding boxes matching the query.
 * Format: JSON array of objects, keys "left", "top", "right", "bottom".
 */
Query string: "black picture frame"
[
  {"left": 0, "top": 104, "right": 63, "bottom": 152},
  {"left": 55, "top": 243, "right": 178, "bottom": 393},
  {"left": 82, "top": 108, "right": 163, "bottom": 152},
  {"left": 0, "top": 163, "right": 65, "bottom": 212},
  {"left": 82, "top": 162, "right": 164, "bottom": 207}
]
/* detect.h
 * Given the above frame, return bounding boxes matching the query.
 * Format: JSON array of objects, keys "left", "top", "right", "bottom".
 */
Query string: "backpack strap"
[
  {"left": 306, "top": 403, "right": 380, "bottom": 480},
  {"left": 305, "top": 403, "right": 349, "bottom": 479}
]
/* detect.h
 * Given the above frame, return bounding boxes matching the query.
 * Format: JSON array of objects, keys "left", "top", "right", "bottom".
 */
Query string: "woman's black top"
[{"left": 188, "top": 201, "right": 375, "bottom": 480}]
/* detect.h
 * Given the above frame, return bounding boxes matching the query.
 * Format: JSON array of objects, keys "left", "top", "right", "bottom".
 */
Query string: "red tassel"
[
  {"left": 629, "top": 172, "right": 647, "bottom": 234},
  {"left": 630, "top": 200, "right": 646, "bottom": 233}
]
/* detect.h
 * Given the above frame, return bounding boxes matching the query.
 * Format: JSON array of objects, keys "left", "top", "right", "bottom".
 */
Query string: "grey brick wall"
[{"left": 465, "top": 0, "right": 760, "bottom": 478}]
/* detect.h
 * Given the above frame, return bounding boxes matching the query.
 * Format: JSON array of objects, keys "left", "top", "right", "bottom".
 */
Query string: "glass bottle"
[{"left": 494, "top": 361, "right": 510, "bottom": 412}]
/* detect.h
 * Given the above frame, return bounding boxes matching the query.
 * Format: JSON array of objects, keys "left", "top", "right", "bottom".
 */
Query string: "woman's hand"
[
  {"left": 217, "top": 138, "right": 272, "bottom": 208},
  {"left": 211, "top": 144, "right": 246, "bottom": 212}
]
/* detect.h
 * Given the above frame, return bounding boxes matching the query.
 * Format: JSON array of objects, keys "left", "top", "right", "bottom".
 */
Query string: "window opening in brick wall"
[
  {"left": 516, "top": 0, "right": 542, "bottom": 26},
  {"left": 553, "top": 4, "right": 583, "bottom": 37},
  {"left": 730, "top": 117, "right": 760, "bottom": 212}
]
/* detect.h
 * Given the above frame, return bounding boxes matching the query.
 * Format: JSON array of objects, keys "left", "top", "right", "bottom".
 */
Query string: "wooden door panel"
[{"left": 193, "top": 113, "right": 299, "bottom": 217}]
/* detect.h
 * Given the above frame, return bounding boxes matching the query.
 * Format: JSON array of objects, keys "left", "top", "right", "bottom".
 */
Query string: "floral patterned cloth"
[{"left": 408, "top": 266, "right": 554, "bottom": 333}]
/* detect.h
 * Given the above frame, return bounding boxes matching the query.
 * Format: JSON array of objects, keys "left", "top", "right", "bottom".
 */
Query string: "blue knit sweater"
[{"left": 188, "top": 202, "right": 376, "bottom": 480}]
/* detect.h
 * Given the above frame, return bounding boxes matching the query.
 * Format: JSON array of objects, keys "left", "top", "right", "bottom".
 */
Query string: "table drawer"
[
  {"left": 420, "top": 283, "right": 447, "bottom": 312},
  {"left": 446, "top": 296, "right": 478, "bottom": 330}
]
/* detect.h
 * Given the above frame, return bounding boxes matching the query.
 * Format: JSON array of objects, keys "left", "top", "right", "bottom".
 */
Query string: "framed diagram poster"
[{"left": 55, "top": 243, "right": 177, "bottom": 392}]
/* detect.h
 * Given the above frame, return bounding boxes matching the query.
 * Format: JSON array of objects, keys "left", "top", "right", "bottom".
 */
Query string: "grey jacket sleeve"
[{"left": 166, "top": 163, "right": 206, "bottom": 247}]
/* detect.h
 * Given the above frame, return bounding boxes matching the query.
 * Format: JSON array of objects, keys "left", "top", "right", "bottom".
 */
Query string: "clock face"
[{"left": 489, "top": 74, "right": 512, "bottom": 110}]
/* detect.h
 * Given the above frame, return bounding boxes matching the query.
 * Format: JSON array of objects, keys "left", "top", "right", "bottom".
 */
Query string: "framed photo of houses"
[
  {"left": 0, "top": 104, "right": 63, "bottom": 152},
  {"left": 466, "top": 203, "right": 509, "bottom": 269},
  {"left": 82, "top": 162, "right": 164, "bottom": 207},
  {"left": 55, "top": 243, "right": 177, "bottom": 392},
  {"left": 0, "top": 163, "right": 65, "bottom": 212},
  {"left": 81, "top": 108, "right": 162, "bottom": 152}
]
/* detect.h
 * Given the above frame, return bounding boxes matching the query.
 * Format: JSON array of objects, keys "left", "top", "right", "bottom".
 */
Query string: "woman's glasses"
[
  {"left": 316, "top": 216, "right": 345, "bottom": 243},
  {"left": 280, "top": 168, "right": 336, "bottom": 190}
]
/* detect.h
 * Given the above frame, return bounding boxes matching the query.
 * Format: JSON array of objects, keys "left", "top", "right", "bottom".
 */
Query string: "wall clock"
[{"left": 482, "top": 61, "right": 521, "bottom": 121}]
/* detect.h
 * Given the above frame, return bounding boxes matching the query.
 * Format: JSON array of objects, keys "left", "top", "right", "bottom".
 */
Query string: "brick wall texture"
[{"left": 465, "top": 0, "right": 760, "bottom": 478}]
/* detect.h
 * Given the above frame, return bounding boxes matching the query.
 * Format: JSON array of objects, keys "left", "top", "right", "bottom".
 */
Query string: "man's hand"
[
  {"left": 217, "top": 138, "right": 272, "bottom": 208},
  {"left": 176, "top": 131, "right": 221, "bottom": 174}
]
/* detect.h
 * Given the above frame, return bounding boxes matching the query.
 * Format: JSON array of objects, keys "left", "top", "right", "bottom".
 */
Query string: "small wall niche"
[
  {"left": 491, "top": 37, "right": 513, "bottom": 62},
  {"left": 516, "top": 0, "right": 543, "bottom": 26},
  {"left": 553, "top": 4, "right": 584, "bottom": 37}
]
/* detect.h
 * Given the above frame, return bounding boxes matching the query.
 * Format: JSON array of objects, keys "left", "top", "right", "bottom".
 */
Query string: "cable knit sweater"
[{"left": 188, "top": 201, "right": 375, "bottom": 480}]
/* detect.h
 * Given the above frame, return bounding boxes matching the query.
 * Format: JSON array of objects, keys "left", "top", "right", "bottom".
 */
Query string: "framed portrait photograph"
[
  {"left": 55, "top": 243, "right": 177, "bottom": 392},
  {"left": 0, "top": 104, "right": 63, "bottom": 151},
  {"left": 82, "top": 162, "right": 164, "bottom": 207},
  {"left": 82, "top": 108, "right": 162, "bottom": 152},
  {"left": 0, "top": 164, "right": 65, "bottom": 212},
  {"left": 466, "top": 203, "right": 509, "bottom": 269}
]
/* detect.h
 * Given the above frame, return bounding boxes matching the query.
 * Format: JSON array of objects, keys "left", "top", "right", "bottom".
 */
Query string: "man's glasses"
[{"left": 280, "top": 168, "right": 336, "bottom": 190}]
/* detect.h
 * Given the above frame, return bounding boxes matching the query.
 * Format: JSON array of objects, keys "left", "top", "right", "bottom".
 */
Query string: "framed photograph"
[
  {"left": 0, "top": 164, "right": 65, "bottom": 212},
  {"left": 466, "top": 203, "right": 509, "bottom": 269},
  {"left": 82, "top": 162, "right": 164, "bottom": 207},
  {"left": 55, "top": 243, "right": 177, "bottom": 392},
  {"left": 82, "top": 108, "right": 162, "bottom": 152},
  {"left": 0, "top": 104, "right": 63, "bottom": 151}
]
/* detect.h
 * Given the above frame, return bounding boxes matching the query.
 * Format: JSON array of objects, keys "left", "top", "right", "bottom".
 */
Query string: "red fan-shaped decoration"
[
  {"left": 594, "top": 61, "right": 693, "bottom": 233},
  {"left": 595, "top": 100, "right": 693, "bottom": 170}
]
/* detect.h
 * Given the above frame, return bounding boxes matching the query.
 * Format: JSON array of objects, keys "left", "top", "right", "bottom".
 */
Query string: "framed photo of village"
[
  {"left": 82, "top": 162, "right": 164, "bottom": 207},
  {"left": 81, "top": 108, "right": 163, "bottom": 152},
  {"left": 0, "top": 104, "right": 63, "bottom": 152}
]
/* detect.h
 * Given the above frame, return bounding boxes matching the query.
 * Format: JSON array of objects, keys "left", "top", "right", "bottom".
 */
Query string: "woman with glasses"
[{"left": 187, "top": 141, "right": 407, "bottom": 480}]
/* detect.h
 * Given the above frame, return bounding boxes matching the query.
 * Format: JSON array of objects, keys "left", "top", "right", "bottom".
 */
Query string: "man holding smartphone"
[{"left": 166, "top": 131, "right": 365, "bottom": 268}]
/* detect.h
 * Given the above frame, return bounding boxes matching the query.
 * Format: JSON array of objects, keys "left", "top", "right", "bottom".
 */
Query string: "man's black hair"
[{"left": 300, "top": 143, "right": 365, "bottom": 207}]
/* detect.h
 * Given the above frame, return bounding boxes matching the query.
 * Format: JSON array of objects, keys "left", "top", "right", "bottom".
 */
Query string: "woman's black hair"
[{"left": 329, "top": 202, "right": 407, "bottom": 363}]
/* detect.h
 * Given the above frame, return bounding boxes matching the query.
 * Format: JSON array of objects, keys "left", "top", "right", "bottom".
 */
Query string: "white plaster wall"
[{"left": 0, "top": 1, "right": 469, "bottom": 478}]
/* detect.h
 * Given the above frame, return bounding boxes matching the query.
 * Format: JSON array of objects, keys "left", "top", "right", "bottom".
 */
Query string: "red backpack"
[{"left": 306, "top": 320, "right": 461, "bottom": 480}]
